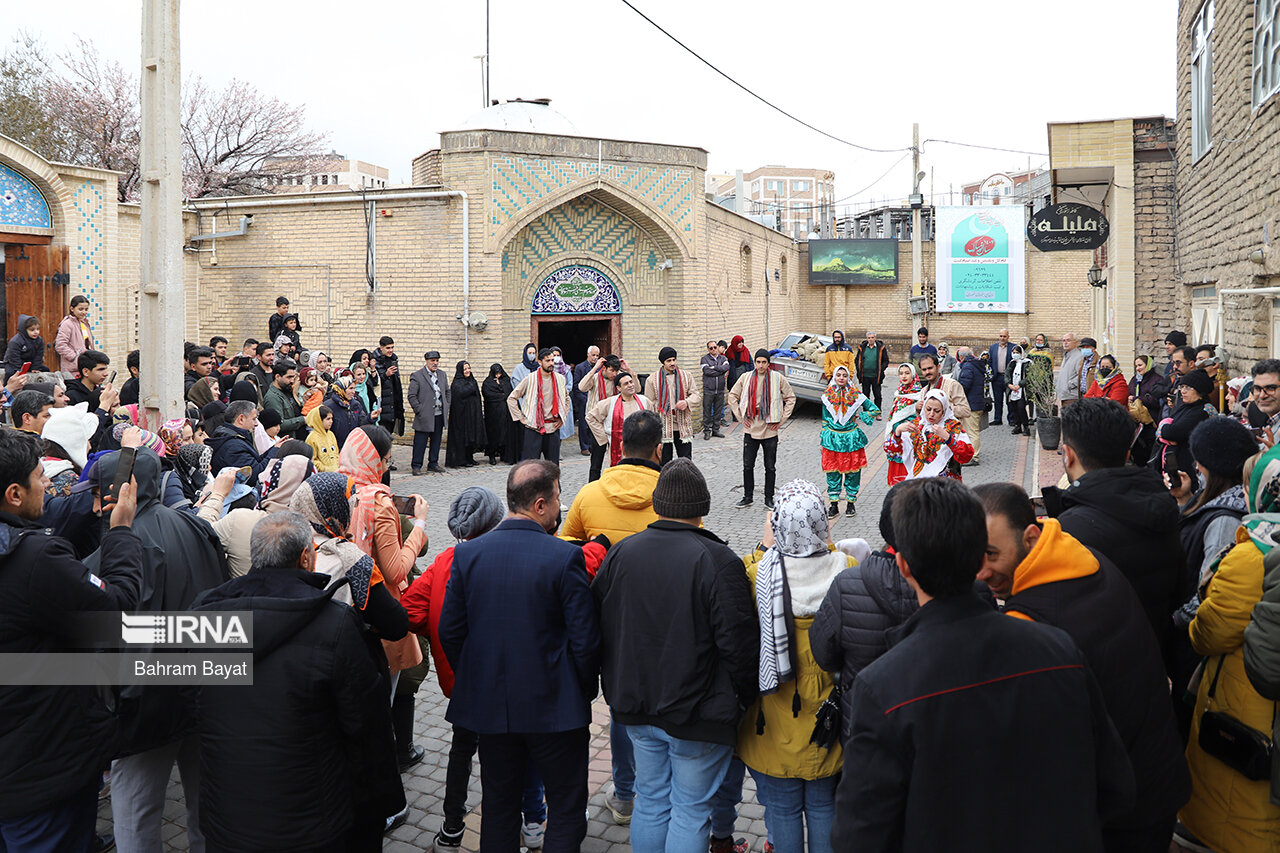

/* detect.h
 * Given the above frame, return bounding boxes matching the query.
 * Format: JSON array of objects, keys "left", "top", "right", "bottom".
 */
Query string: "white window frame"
[
  {"left": 1254, "top": 0, "right": 1280, "bottom": 107},
  {"left": 1191, "top": 0, "right": 1214, "bottom": 161}
]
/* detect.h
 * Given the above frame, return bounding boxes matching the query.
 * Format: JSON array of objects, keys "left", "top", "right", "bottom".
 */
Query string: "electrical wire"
[
  {"left": 616, "top": 0, "right": 909, "bottom": 155},
  {"left": 744, "top": 153, "right": 911, "bottom": 212},
  {"left": 923, "top": 138, "right": 1048, "bottom": 157}
]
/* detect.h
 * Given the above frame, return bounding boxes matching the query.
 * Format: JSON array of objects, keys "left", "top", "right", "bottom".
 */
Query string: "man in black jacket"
[
  {"left": 65, "top": 349, "right": 119, "bottom": 452},
  {"left": 1043, "top": 398, "right": 1185, "bottom": 674},
  {"left": 373, "top": 336, "right": 405, "bottom": 443},
  {"left": 594, "top": 458, "right": 757, "bottom": 853},
  {"left": 831, "top": 477, "right": 1133, "bottom": 853},
  {"left": 0, "top": 429, "right": 143, "bottom": 850},
  {"left": 207, "top": 400, "right": 278, "bottom": 487},
  {"left": 976, "top": 482, "right": 1189, "bottom": 852},
  {"left": 194, "top": 511, "right": 398, "bottom": 852},
  {"left": 811, "top": 482, "right": 919, "bottom": 744},
  {"left": 184, "top": 345, "right": 215, "bottom": 396}
]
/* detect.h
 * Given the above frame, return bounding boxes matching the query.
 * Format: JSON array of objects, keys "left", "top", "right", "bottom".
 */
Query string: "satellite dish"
[{"left": 467, "top": 311, "right": 489, "bottom": 332}]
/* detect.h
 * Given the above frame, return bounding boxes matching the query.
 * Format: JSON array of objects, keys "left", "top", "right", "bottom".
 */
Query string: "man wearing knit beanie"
[
  {"left": 594, "top": 458, "right": 757, "bottom": 851},
  {"left": 644, "top": 347, "right": 696, "bottom": 465},
  {"left": 1163, "top": 330, "right": 1188, "bottom": 379}
]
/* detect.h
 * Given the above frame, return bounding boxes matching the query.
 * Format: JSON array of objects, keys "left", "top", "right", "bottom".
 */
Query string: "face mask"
[
  {"left": 1097, "top": 366, "right": 1112, "bottom": 378},
  {"left": 1080, "top": 348, "right": 1094, "bottom": 357},
  {"left": 553, "top": 355, "right": 563, "bottom": 365}
]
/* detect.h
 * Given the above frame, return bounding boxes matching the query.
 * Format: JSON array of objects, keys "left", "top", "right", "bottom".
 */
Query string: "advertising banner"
[
  {"left": 807, "top": 239, "right": 898, "bottom": 285},
  {"left": 934, "top": 206, "right": 1026, "bottom": 313}
]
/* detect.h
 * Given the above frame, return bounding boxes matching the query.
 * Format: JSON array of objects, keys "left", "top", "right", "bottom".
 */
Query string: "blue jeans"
[
  {"left": 611, "top": 715, "right": 635, "bottom": 801},
  {"left": 625, "top": 725, "right": 733, "bottom": 853},
  {"left": 710, "top": 756, "right": 746, "bottom": 838},
  {"left": 749, "top": 770, "right": 837, "bottom": 853},
  {"left": 0, "top": 779, "right": 97, "bottom": 853}
]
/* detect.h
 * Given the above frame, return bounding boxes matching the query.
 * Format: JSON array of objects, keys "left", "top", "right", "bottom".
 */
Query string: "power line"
[
  {"left": 745, "top": 152, "right": 911, "bottom": 212},
  {"left": 616, "top": 0, "right": 909, "bottom": 155},
  {"left": 922, "top": 138, "right": 1049, "bottom": 158}
]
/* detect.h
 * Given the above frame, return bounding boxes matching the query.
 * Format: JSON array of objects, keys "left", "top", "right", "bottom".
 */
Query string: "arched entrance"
[
  {"left": 0, "top": 159, "right": 67, "bottom": 359},
  {"left": 530, "top": 265, "right": 622, "bottom": 364}
]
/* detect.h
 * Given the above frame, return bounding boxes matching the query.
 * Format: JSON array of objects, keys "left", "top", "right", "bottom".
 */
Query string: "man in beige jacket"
[
  {"left": 728, "top": 349, "right": 797, "bottom": 510},
  {"left": 917, "top": 353, "right": 971, "bottom": 420}
]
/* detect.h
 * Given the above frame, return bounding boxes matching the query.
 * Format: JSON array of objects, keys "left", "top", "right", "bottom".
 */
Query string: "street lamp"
[{"left": 1087, "top": 261, "right": 1107, "bottom": 288}]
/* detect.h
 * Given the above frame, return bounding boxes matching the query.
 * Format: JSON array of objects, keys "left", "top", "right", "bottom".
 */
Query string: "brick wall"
[
  {"left": 1177, "top": 0, "right": 1280, "bottom": 368},
  {"left": 1132, "top": 118, "right": 1181, "bottom": 355}
]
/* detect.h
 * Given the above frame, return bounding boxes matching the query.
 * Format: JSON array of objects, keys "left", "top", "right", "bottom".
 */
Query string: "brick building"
[
  {"left": 712, "top": 166, "right": 836, "bottom": 240},
  {"left": 1044, "top": 116, "right": 1177, "bottom": 368},
  {"left": 263, "top": 152, "right": 391, "bottom": 192},
  {"left": 0, "top": 99, "right": 1098, "bottom": 413},
  {"left": 1176, "top": 0, "right": 1280, "bottom": 368}
]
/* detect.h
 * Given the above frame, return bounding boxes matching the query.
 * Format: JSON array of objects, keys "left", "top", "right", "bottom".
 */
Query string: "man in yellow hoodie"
[
  {"left": 559, "top": 408, "right": 664, "bottom": 827},
  {"left": 974, "top": 482, "right": 1190, "bottom": 853}
]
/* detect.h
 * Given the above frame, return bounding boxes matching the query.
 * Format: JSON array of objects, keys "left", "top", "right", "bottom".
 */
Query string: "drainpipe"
[
  {"left": 1216, "top": 285, "right": 1280, "bottom": 353},
  {"left": 190, "top": 188, "right": 472, "bottom": 355}
]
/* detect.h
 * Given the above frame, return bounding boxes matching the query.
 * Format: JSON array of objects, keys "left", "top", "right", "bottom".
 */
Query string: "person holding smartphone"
[{"left": 64, "top": 350, "right": 118, "bottom": 453}]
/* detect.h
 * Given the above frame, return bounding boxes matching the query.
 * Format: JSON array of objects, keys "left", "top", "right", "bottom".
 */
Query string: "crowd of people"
[{"left": 2, "top": 294, "right": 1280, "bottom": 853}]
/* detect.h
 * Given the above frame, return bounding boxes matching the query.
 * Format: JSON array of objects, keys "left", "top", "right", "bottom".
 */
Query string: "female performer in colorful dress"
[
  {"left": 886, "top": 388, "right": 974, "bottom": 481},
  {"left": 821, "top": 365, "right": 879, "bottom": 518},
  {"left": 883, "top": 362, "right": 922, "bottom": 486}
]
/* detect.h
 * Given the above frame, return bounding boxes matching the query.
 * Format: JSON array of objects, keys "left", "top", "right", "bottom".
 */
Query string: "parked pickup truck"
[{"left": 769, "top": 332, "right": 832, "bottom": 403}]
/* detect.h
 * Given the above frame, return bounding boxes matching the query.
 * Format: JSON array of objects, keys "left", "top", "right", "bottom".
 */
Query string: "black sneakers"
[
  {"left": 827, "top": 502, "right": 840, "bottom": 519},
  {"left": 733, "top": 497, "right": 753, "bottom": 509}
]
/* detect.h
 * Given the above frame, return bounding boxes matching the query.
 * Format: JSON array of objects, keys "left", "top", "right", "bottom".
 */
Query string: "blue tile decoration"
[
  {"left": 516, "top": 196, "right": 639, "bottom": 283},
  {"left": 70, "top": 182, "right": 104, "bottom": 336},
  {"left": 0, "top": 163, "right": 52, "bottom": 230},
  {"left": 531, "top": 265, "right": 621, "bottom": 315},
  {"left": 491, "top": 157, "right": 693, "bottom": 243}
]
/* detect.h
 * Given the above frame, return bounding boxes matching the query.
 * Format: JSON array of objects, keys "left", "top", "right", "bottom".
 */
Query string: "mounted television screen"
[{"left": 808, "top": 239, "right": 899, "bottom": 285}]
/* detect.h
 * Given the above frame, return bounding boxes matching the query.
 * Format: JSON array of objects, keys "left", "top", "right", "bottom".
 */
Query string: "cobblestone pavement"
[{"left": 108, "top": 379, "right": 1037, "bottom": 852}]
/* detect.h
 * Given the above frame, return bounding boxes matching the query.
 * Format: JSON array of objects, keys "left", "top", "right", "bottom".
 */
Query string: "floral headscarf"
[
  {"left": 330, "top": 374, "right": 353, "bottom": 401},
  {"left": 822, "top": 366, "right": 864, "bottom": 426},
  {"left": 290, "top": 472, "right": 378, "bottom": 610},
  {"left": 886, "top": 363, "right": 923, "bottom": 437},
  {"left": 1243, "top": 445, "right": 1280, "bottom": 555},
  {"left": 259, "top": 454, "right": 316, "bottom": 514},
  {"left": 158, "top": 418, "right": 189, "bottom": 457}
]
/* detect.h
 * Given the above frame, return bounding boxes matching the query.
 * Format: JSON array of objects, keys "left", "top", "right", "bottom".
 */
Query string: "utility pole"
[
  {"left": 910, "top": 123, "right": 923, "bottom": 299},
  {"left": 139, "top": 0, "right": 184, "bottom": 426}
]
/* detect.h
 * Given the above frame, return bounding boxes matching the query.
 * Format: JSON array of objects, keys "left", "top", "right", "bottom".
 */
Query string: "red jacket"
[
  {"left": 1085, "top": 372, "right": 1129, "bottom": 405},
  {"left": 402, "top": 546, "right": 457, "bottom": 696},
  {"left": 402, "top": 540, "right": 609, "bottom": 698}
]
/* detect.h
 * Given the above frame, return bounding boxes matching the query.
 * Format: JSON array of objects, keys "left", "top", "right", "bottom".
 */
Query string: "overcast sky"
[{"left": 11, "top": 1, "right": 1175, "bottom": 212}]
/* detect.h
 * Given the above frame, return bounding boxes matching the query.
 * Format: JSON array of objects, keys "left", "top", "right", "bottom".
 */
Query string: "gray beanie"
[
  {"left": 448, "top": 486, "right": 505, "bottom": 541},
  {"left": 652, "top": 458, "right": 711, "bottom": 518}
]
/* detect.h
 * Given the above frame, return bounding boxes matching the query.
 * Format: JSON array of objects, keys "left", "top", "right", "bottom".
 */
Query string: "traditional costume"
[
  {"left": 820, "top": 366, "right": 878, "bottom": 516},
  {"left": 885, "top": 388, "right": 974, "bottom": 481},
  {"left": 644, "top": 347, "right": 695, "bottom": 463},
  {"left": 884, "top": 363, "right": 922, "bottom": 486},
  {"left": 586, "top": 391, "right": 650, "bottom": 469}
]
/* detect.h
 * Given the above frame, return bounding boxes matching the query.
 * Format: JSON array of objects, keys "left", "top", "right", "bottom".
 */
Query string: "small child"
[
  {"left": 305, "top": 404, "right": 339, "bottom": 472},
  {"left": 255, "top": 408, "right": 282, "bottom": 455}
]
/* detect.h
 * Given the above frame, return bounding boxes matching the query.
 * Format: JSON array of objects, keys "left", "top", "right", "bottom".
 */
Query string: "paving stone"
[{"left": 136, "top": 383, "right": 1029, "bottom": 851}]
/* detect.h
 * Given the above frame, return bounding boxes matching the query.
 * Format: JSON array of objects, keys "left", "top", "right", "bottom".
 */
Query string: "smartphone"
[
  {"left": 15, "top": 362, "right": 31, "bottom": 377},
  {"left": 111, "top": 447, "right": 137, "bottom": 502},
  {"left": 107, "top": 370, "right": 117, "bottom": 385},
  {"left": 391, "top": 495, "right": 417, "bottom": 516}
]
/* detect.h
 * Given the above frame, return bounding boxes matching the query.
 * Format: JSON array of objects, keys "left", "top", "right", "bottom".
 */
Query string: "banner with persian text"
[{"left": 934, "top": 206, "right": 1026, "bottom": 313}]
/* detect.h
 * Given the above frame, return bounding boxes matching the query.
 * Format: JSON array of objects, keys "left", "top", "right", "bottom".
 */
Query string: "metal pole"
[
  {"left": 911, "top": 123, "right": 922, "bottom": 299},
  {"left": 139, "top": 0, "right": 184, "bottom": 426}
]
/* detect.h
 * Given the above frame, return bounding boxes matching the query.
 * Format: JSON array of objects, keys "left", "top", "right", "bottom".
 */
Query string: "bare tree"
[
  {"left": 181, "top": 76, "right": 327, "bottom": 198},
  {"left": 0, "top": 35, "right": 327, "bottom": 201}
]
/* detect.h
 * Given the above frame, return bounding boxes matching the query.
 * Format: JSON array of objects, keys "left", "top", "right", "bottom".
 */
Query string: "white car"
[{"left": 769, "top": 332, "right": 833, "bottom": 403}]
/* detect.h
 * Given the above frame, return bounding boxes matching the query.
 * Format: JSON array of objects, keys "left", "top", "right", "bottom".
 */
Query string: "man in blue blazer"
[
  {"left": 439, "top": 459, "right": 600, "bottom": 853},
  {"left": 987, "top": 329, "right": 1014, "bottom": 426}
]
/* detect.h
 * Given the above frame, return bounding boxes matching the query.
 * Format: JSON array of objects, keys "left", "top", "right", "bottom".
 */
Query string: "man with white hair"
[{"left": 1056, "top": 333, "right": 1084, "bottom": 409}]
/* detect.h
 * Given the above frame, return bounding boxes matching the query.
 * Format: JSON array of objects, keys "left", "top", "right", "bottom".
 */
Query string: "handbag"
[
  {"left": 1128, "top": 398, "right": 1153, "bottom": 425},
  {"left": 809, "top": 683, "right": 842, "bottom": 749},
  {"left": 1198, "top": 656, "right": 1274, "bottom": 781}
]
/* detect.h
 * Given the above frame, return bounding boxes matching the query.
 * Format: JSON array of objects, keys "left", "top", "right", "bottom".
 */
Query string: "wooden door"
[{"left": 4, "top": 245, "right": 68, "bottom": 367}]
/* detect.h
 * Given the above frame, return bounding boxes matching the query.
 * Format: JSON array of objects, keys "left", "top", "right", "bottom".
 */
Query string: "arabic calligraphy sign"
[{"left": 1027, "top": 203, "right": 1110, "bottom": 251}]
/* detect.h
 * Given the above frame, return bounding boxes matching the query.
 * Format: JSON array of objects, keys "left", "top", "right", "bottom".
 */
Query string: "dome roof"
[{"left": 449, "top": 99, "right": 578, "bottom": 136}]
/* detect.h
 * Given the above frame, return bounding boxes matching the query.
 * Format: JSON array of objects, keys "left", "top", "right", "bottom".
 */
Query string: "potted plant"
[{"left": 1024, "top": 356, "right": 1059, "bottom": 450}]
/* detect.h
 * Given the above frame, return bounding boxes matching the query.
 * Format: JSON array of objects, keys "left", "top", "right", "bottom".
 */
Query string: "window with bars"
[
  {"left": 1254, "top": 0, "right": 1280, "bottom": 107},
  {"left": 1191, "top": 0, "right": 1215, "bottom": 161}
]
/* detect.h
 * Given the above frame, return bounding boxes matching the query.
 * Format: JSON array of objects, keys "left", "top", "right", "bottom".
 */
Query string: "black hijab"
[
  {"left": 521, "top": 343, "right": 538, "bottom": 372},
  {"left": 482, "top": 363, "right": 512, "bottom": 398}
]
